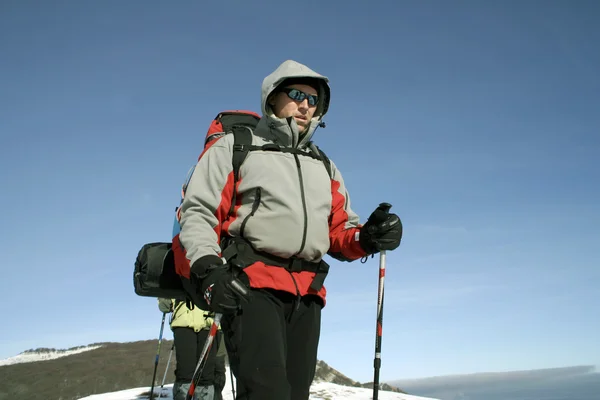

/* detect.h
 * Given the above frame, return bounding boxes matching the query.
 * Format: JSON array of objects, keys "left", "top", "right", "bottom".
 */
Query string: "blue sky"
[{"left": 1, "top": 0, "right": 598, "bottom": 383}]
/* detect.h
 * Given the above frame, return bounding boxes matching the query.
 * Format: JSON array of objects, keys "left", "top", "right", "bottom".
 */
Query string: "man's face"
[{"left": 269, "top": 84, "right": 318, "bottom": 133}]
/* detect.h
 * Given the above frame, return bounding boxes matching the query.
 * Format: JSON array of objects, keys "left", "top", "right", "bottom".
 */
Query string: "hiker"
[
  {"left": 176, "top": 59, "right": 403, "bottom": 399},
  {"left": 158, "top": 298, "right": 226, "bottom": 400}
]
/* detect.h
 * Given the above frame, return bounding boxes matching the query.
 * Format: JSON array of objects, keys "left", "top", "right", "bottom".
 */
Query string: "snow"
[
  {"left": 310, "top": 381, "right": 439, "bottom": 400},
  {"left": 79, "top": 386, "right": 165, "bottom": 400},
  {"left": 78, "top": 383, "right": 439, "bottom": 400},
  {"left": 0, "top": 345, "right": 103, "bottom": 366},
  {"left": 79, "top": 367, "right": 439, "bottom": 400}
]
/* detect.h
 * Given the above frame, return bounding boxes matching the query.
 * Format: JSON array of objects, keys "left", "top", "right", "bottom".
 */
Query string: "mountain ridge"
[{"left": 0, "top": 340, "right": 406, "bottom": 400}]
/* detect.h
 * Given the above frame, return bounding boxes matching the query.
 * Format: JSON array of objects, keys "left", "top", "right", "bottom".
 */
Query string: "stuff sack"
[{"left": 133, "top": 242, "right": 187, "bottom": 300}]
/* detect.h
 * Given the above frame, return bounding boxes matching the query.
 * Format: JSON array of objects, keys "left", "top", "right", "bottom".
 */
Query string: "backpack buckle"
[{"left": 288, "top": 258, "right": 304, "bottom": 273}]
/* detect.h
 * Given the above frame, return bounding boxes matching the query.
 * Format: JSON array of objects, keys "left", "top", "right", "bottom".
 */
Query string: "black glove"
[
  {"left": 190, "top": 255, "right": 251, "bottom": 314},
  {"left": 359, "top": 202, "right": 403, "bottom": 254}
]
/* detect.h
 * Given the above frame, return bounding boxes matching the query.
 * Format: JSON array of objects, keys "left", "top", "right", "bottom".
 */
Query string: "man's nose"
[{"left": 298, "top": 98, "right": 309, "bottom": 111}]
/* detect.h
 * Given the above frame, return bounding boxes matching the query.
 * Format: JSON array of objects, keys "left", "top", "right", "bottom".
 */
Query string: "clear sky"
[{"left": 1, "top": 0, "right": 598, "bottom": 383}]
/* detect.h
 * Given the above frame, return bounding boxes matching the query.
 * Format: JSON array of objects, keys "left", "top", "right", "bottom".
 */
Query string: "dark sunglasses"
[{"left": 281, "top": 88, "right": 319, "bottom": 106}]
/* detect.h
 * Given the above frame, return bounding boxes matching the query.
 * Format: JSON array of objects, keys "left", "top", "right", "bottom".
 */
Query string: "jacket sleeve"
[
  {"left": 327, "top": 160, "right": 367, "bottom": 261},
  {"left": 178, "top": 136, "right": 235, "bottom": 268}
]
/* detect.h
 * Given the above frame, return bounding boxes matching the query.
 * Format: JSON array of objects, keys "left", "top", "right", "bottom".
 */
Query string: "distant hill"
[
  {"left": 0, "top": 340, "right": 405, "bottom": 400},
  {"left": 0, "top": 341, "right": 176, "bottom": 400},
  {"left": 315, "top": 360, "right": 406, "bottom": 394}
]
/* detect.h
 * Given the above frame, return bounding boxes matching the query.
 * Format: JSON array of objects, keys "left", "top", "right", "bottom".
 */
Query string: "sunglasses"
[{"left": 281, "top": 88, "right": 319, "bottom": 107}]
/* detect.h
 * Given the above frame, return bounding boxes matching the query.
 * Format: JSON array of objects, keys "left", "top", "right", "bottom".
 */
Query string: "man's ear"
[{"left": 267, "top": 92, "right": 277, "bottom": 106}]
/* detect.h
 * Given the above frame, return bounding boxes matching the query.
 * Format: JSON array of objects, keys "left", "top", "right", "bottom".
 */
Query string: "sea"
[{"left": 400, "top": 371, "right": 600, "bottom": 400}]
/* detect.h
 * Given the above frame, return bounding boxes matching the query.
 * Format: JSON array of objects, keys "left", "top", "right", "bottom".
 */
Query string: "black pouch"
[{"left": 133, "top": 242, "right": 187, "bottom": 300}]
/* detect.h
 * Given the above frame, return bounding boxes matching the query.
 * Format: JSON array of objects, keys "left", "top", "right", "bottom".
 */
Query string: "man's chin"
[
  {"left": 295, "top": 120, "right": 307, "bottom": 129},
  {"left": 299, "top": 124, "right": 310, "bottom": 134},
  {"left": 290, "top": 117, "right": 310, "bottom": 134}
]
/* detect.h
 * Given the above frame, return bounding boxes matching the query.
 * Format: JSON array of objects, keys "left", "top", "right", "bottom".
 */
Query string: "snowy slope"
[
  {"left": 0, "top": 345, "right": 102, "bottom": 366},
  {"left": 79, "top": 382, "right": 439, "bottom": 400},
  {"left": 79, "top": 367, "right": 439, "bottom": 400}
]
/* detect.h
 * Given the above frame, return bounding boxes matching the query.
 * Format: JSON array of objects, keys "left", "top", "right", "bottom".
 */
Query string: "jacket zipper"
[
  {"left": 293, "top": 153, "right": 308, "bottom": 255},
  {"left": 292, "top": 153, "right": 309, "bottom": 311},
  {"left": 267, "top": 121, "right": 307, "bottom": 310},
  {"left": 289, "top": 271, "right": 302, "bottom": 312}
]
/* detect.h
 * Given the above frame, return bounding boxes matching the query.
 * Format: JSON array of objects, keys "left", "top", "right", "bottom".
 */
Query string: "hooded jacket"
[{"left": 178, "top": 60, "right": 366, "bottom": 304}]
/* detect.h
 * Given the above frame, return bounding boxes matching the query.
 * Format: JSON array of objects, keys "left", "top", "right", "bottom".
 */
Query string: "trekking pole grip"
[
  {"left": 378, "top": 202, "right": 392, "bottom": 213},
  {"left": 368, "top": 202, "right": 393, "bottom": 234}
]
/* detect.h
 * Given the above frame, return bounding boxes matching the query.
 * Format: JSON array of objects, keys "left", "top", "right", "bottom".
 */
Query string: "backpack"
[{"left": 134, "top": 110, "right": 332, "bottom": 301}]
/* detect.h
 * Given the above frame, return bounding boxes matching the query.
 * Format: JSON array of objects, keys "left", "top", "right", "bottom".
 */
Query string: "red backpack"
[{"left": 171, "top": 110, "right": 262, "bottom": 279}]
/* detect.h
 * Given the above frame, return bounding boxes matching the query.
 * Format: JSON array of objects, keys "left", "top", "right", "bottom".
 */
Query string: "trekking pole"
[
  {"left": 229, "top": 366, "right": 236, "bottom": 399},
  {"left": 185, "top": 313, "right": 223, "bottom": 400},
  {"left": 373, "top": 248, "right": 386, "bottom": 400},
  {"left": 371, "top": 202, "right": 392, "bottom": 400},
  {"left": 160, "top": 342, "right": 175, "bottom": 391},
  {"left": 149, "top": 312, "right": 167, "bottom": 400},
  {"left": 185, "top": 277, "right": 249, "bottom": 400}
]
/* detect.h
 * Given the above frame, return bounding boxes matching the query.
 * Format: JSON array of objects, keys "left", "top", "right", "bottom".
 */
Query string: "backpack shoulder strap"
[
  {"left": 309, "top": 142, "right": 333, "bottom": 179},
  {"left": 229, "top": 126, "right": 254, "bottom": 217},
  {"left": 317, "top": 147, "right": 333, "bottom": 179},
  {"left": 232, "top": 126, "right": 253, "bottom": 182}
]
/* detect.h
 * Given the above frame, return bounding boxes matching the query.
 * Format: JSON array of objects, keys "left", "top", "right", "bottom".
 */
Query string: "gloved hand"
[
  {"left": 158, "top": 298, "right": 173, "bottom": 313},
  {"left": 359, "top": 202, "right": 403, "bottom": 254},
  {"left": 190, "top": 255, "right": 251, "bottom": 314}
]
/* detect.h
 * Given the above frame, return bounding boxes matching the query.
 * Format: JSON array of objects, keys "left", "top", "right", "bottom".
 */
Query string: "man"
[
  {"left": 177, "top": 59, "right": 402, "bottom": 399},
  {"left": 158, "top": 298, "right": 226, "bottom": 400}
]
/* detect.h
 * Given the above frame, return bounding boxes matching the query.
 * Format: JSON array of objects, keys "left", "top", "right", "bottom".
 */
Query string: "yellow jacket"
[{"left": 157, "top": 298, "right": 219, "bottom": 333}]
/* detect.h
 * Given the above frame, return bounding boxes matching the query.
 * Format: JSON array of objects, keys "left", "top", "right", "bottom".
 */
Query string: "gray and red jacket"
[{"left": 178, "top": 60, "right": 366, "bottom": 305}]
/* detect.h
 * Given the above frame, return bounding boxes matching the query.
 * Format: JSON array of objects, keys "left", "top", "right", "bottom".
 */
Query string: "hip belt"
[{"left": 221, "top": 236, "right": 330, "bottom": 292}]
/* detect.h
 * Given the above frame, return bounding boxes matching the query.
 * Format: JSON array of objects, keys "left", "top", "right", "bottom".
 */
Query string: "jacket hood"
[{"left": 259, "top": 60, "right": 331, "bottom": 147}]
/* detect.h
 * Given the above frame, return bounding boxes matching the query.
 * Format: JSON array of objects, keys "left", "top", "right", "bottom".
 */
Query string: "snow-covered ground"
[
  {"left": 79, "top": 367, "right": 439, "bottom": 400},
  {"left": 79, "top": 383, "right": 439, "bottom": 400},
  {"left": 0, "top": 345, "right": 103, "bottom": 366}
]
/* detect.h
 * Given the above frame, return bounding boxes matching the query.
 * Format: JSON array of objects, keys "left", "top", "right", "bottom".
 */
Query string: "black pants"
[
  {"left": 172, "top": 327, "right": 217, "bottom": 386},
  {"left": 214, "top": 331, "right": 227, "bottom": 400},
  {"left": 221, "top": 288, "right": 323, "bottom": 400}
]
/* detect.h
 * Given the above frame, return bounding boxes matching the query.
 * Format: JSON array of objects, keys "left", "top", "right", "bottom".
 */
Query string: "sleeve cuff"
[{"left": 190, "top": 255, "right": 224, "bottom": 278}]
